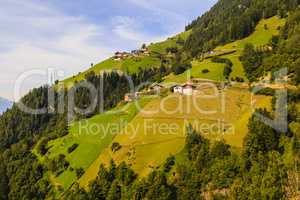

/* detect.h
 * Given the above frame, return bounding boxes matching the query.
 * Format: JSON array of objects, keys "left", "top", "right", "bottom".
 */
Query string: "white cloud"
[
  {"left": 0, "top": 0, "right": 113, "bottom": 100},
  {"left": 111, "top": 16, "right": 167, "bottom": 45},
  {"left": 0, "top": 0, "right": 216, "bottom": 100}
]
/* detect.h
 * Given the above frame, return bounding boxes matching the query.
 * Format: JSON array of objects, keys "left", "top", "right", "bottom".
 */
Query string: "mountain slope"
[
  {"left": 0, "top": 97, "right": 12, "bottom": 114},
  {"left": 48, "top": 15, "right": 288, "bottom": 193},
  {"left": 184, "top": 0, "right": 296, "bottom": 56},
  {"left": 163, "top": 16, "right": 285, "bottom": 84},
  {"left": 79, "top": 87, "right": 271, "bottom": 188},
  {"left": 61, "top": 31, "right": 191, "bottom": 88},
  {"left": 1, "top": 0, "right": 300, "bottom": 199}
]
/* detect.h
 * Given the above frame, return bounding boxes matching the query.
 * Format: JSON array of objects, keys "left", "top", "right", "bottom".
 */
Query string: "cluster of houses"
[
  {"left": 124, "top": 81, "right": 203, "bottom": 102},
  {"left": 172, "top": 83, "right": 196, "bottom": 96},
  {"left": 123, "top": 78, "right": 227, "bottom": 102},
  {"left": 114, "top": 47, "right": 150, "bottom": 61}
]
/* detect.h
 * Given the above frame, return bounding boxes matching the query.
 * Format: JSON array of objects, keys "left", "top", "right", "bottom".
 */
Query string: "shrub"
[
  {"left": 235, "top": 77, "right": 245, "bottom": 82},
  {"left": 75, "top": 168, "right": 85, "bottom": 179},
  {"left": 171, "top": 61, "right": 192, "bottom": 75},
  {"left": 223, "top": 65, "right": 232, "bottom": 79},
  {"left": 166, "top": 47, "right": 178, "bottom": 54},
  {"left": 37, "top": 137, "right": 49, "bottom": 155},
  {"left": 254, "top": 87, "right": 275, "bottom": 96},
  {"left": 47, "top": 154, "right": 70, "bottom": 176},
  {"left": 202, "top": 69, "right": 210, "bottom": 74},
  {"left": 111, "top": 142, "right": 122, "bottom": 153},
  {"left": 163, "top": 156, "right": 175, "bottom": 173},
  {"left": 211, "top": 56, "right": 233, "bottom": 67},
  {"left": 68, "top": 143, "right": 79, "bottom": 154},
  {"left": 172, "top": 65, "right": 186, "bottom": 75}
]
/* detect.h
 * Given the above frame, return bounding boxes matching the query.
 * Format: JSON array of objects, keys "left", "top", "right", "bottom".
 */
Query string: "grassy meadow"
[
  {"left": 33, "top": 97, "right": 153, "bottom": 190},
  {"left": 163, "top": 59, "right": 227, "bottom": 84},
  {"left": 62, "top": 56, "right": 161, "bottom": 88},
  {"left": 79, "top": 87, "right": 271, "bottom": 188}
]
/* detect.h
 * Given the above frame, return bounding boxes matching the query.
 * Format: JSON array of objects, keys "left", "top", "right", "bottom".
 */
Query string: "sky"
[{"left": 0, "top": 0, "right": 217, "bottom": 100}]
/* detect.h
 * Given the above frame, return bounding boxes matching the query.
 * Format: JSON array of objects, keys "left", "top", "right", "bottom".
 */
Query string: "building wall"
[
  {"left": 183, "top": 88, "right": 193, "bottom": 96},
  {"left": 174, "top": 87, "right": 183, "bottom": 93}
]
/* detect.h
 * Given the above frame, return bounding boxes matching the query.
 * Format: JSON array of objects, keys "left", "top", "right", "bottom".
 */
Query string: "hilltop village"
[
  {"left": 113, "top": 45, "right": 150, "bottom": 61},
  {"left": 124, "top": 79, "right": 226, "bottom": 102}
]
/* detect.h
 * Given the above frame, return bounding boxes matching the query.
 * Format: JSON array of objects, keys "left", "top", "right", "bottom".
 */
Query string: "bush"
[
  {"left": 254, "top": 87, "right": 275, "bottom": 96},
  {"left": 163, "top": 156, "right": 175, "bottom": 173},
  {"left": 47, "top": 154, "right": 70, "bottom": 176},
  {"left": 75, "top": 168, "right": 85, "bottom": 179},
  {"left": 166, "top": 47, "right": 178, "bottom": 54},
  {"left": 223, "top": 65, "right": 232, "bottom": 79},
  {"left": 111, "top": 142, "right": 122, "bottom": 153},
  {"left": 37, "top": 137, "right": 49, "bottom": 155},
  {"left": 211, "top": 56, "right": 233, "bottom": 67},
  {"left": 68, "top": 143, "right": 79, "bottom": 154},
  {"left": 235, "top": 77, "right": 245, "bottom": 82},
  {"left": 172, "top": 65, "right": 186, "bottom": 75},
  {"left": 202, "top": 69, "right": 210, "bottom": 74},
  {"left": 171, "top": 61, "right": 192, "bottom": 75}
]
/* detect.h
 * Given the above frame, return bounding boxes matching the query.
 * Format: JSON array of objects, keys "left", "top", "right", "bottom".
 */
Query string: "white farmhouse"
[
  {"left": 182, "top": 83, "right": 196, "bottom": 96},
  {"left": 173, "top": 85, "right": 183, "bottom": 94},
  {"left": 151, "top": 84, "right": 164, "bottom": 93}
]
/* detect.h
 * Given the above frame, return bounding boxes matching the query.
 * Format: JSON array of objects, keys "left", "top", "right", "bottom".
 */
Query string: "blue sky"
[{"left": 0, "top": 0, "right": 217, "bottom": 100}]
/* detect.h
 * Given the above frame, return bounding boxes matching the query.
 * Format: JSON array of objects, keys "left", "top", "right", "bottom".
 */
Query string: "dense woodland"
[
  {"left": 0, "top": 0, "right": 300, "bottom": 199},
  {"left": 185, "top": 0, "right": 300, "bottom": 57},
  {"left": 240, "top": 7, "right": 300, "bottom": 83}
]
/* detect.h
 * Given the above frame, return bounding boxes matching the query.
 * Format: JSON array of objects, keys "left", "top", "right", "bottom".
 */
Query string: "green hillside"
[
  {"left": 215, "top": 16, "right": 286, "bottom": 51},
  {"left": 33, "top": 97, "right": 152, "bottom": 190},
  {"left": 49, "top": 16, "right": 286, "bottom": 190},
  {"left": 61, "top": 31, "right": 191, "bottom": 89},
  {"left": 62, "top": 56, "right": 161, "bottom": 88},
  {"left": 163, "top": 16, "right": 285, "bottom": 84},
  {"left": 148, "top": 30, "right": 192, "bottom": 54},
  {"left": 219, "top": 16, "right": 285, "bottom": 80},
  {"left": 163, "top": 59, "right": 226, "bottom": 83},
  {"left": 2, "top": 0, "right": 300, "bottom": 198},
  {"left": 79, "top": 87, "right": 271, "bottom": 187},
  {"left": 61, "top": 16, "right": 285, "bottom": 89}
]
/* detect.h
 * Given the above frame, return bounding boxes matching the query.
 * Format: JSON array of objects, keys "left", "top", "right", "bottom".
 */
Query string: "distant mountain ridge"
[{"left": 0, "top": 97, "right": 13, "bottom": 114}]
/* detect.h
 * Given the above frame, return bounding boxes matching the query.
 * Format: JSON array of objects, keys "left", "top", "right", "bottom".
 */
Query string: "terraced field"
[
  {"left": 79, "top": 87, "right": 271, "bottom": 187},
  {"left": 33, "top": 97, "right": 153, "bottom": 190}
]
